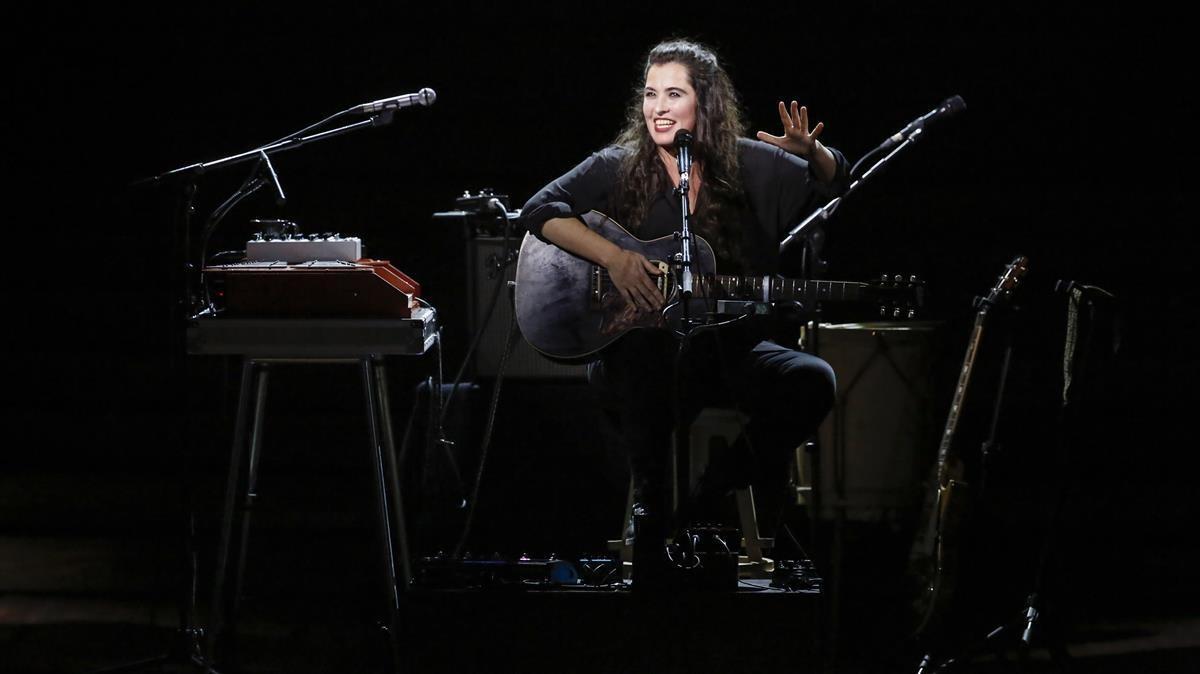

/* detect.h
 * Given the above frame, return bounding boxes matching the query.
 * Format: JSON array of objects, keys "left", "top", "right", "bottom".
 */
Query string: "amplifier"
[
  {"left": 467, "top": 237, "right": 586, "bottom": 379},
  {"left": 811, "top": 321, "right": 942, "bottom": 521}
]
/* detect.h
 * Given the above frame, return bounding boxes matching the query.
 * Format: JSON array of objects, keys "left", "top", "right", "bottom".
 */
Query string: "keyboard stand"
[{"left": 187, "top": 310, "right": 437, "bottom": 672}]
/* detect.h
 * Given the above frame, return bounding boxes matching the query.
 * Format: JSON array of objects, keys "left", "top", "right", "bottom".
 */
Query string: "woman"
[{"left": 519, "top": 39, "right": 848, "bottom": 585}]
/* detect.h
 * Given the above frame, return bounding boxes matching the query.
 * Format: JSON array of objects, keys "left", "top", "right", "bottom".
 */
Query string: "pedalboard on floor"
[
  {"left": 416, "top": 554, "right": 618, "bottom": 589},
  {"left": 413, "top": 550, "right": 821, "bottom": 594}
]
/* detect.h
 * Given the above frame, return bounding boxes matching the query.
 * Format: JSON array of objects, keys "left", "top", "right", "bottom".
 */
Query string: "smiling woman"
[
  {"left": 643, "top": 62, "right": 697, "bottom": 149},
  {"left": 518, "top": 37, "right": 850, "bottom": 589}
]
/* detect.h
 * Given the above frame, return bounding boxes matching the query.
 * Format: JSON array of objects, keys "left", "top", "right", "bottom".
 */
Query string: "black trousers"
[{"left": 588, "top": 325, "right": 836, "bottom": 533}]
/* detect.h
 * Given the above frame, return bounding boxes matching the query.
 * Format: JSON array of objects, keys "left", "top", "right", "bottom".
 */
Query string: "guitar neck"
[
  {"left": 592, "top": 270, "right": 871, "bottom": 305},
  {"left": 935, "top": 306, "right": 990, "bottom": 485},
  {"left": 705, "top": 275, "right": 869, "bottom": 304}
]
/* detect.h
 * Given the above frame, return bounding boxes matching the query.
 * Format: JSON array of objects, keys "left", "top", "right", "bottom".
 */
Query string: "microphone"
[
  {"left": 674, "top": 128, "right": 694, "bottom": 189},
  {"left": 350, "top": 87, "right": 437, "bottom": 115},
  {"left": 884, "top": 95, "right": 965, "bottom": 148}
]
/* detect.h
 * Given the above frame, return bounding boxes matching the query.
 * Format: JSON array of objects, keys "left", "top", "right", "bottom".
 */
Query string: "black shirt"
[{"left": 519, "top": 138, "right": 849, "bottom": 275}]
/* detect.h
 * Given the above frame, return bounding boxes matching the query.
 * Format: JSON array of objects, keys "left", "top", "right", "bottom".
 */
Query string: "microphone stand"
[
  {"left": 777, "top": 128, "right": 924, "bottom": 668},
  {"left": 668, "top": 132, "right": 705, "bottom": 555},
  {"left": 102, "top": 107, "right": 397, "bottom": 674},
  {"left": 778, "top": 128, "right": 923, "bottom": 255},
  {"left": 781, "top": 93, "right": 964, "bottom": 255},
  {"left": 674, "top": 137, "right": 698, "bottom": 330},
  {"left": 155, "top": 110, "right": 395, "bottom": 316},
  {"left": 151, "top": 111, "right": 395, "bottom": 184}
]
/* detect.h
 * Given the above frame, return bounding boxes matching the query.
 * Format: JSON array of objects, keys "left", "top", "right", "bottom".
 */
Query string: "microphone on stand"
[
  {"left": 880, "top": 95, "right": 965, "bottom": 150},
  {"left": 673, "top": 128, "right": 696, "bottom": 299},
  {"left": 350, "top": 87, "right": 437, "bottom": 114},
  {"left": 674, "top": 128, "right": 694, "bottom": 191}
]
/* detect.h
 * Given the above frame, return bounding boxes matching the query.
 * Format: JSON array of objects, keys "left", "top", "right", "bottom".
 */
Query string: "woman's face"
[{"left": 642, "top": 61, "right": 697, "bottom": 149}]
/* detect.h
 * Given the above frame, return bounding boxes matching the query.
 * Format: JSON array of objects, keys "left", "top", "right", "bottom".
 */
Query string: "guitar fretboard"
[
  {"left": 704, "top": 275, "right": 867, "bottom": 304},
  {"left": 593, "top": 268, "right": 869, "bottom": 304}
]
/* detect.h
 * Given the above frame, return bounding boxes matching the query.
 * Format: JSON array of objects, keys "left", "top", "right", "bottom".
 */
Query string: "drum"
[{"left": 803, "top": 321, "right": 942, "bottom": 522}]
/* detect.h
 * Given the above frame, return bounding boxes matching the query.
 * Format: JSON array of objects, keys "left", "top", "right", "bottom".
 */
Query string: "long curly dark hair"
[{"left": 613, "top": 39, "right": 748, "bottom": 269}]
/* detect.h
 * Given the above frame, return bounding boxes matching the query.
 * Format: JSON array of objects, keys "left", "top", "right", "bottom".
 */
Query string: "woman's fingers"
[{"left": 756, "top": 130, "right": 784, "bottom": 147}]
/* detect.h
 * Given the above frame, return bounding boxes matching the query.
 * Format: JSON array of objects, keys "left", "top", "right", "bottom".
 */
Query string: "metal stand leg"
[
  {"left": 208, "top": 358, "right": 269, "bottom": 667},
  {"left": 232, "top": 363, "right": 270, "bottom": 620},
  {"left": 200, "top": 355, "right": 415, "bottom": 674},
  {"left": 373, "top": 358, "right": 412, "bottom": 588},
  {"left": 362, "top": 358, "right": 404, "bottom": 672}
]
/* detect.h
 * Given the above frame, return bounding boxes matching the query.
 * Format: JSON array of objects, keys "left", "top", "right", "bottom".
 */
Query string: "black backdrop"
[{"left": 6, "top": 4, "right": 1195, "bottom": 616}]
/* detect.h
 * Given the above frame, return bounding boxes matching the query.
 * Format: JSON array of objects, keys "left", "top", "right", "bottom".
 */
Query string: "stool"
[{"left": 607, "top": 407, "right": 775, "bottom": 578}]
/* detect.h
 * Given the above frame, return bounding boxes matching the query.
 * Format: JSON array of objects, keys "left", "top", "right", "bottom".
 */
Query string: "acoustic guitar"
[{"left": 513, "top": 210, "right": 922, "bottom": 362}]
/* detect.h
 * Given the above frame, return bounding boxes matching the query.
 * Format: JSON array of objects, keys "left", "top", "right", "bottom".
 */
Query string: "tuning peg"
[
  {"left": 909, "top": 275, "right": 919, "bottom": 283},
  {"left": 881, "top": 273, "right": 890, "bottom": 282},
  {"left": 907, "top": 308, "right": 916, "bottom": 319}
]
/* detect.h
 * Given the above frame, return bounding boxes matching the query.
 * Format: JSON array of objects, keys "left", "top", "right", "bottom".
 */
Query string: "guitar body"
[
  {"left": 514, "top": 210, "right": 716, "bottom": 362},
  {"left": 910, "top": 469, "right": 968, "bottom": 636}
]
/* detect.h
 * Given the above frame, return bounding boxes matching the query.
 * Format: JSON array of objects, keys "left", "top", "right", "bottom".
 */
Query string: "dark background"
[{"left": 4, "top": 3, "right": 1196, "bottom": 671}]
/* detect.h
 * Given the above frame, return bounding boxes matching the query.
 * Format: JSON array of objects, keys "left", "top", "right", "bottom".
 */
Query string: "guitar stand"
[
  {"left": 914, "top": 593, "right": 1069, "bottom": 673},
  {"left": 912, "top": 312, "right": 1031, "bottom": 673},
  {"left": 915, "top": 280, "right": 1115, "bottom": 673}
]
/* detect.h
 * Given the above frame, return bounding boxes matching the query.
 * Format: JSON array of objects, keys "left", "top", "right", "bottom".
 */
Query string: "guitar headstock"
[
  {"left": 978, "top": 255, "right": 1029, "bottom": 308},
  {"left": 872, "top": 273, "right": 926, "bottom": 320}
]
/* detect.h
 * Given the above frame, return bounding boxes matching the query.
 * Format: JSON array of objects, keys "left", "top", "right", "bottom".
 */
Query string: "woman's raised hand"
[{"left": 756, "top": 101, "right": 824, "bottom": 158}]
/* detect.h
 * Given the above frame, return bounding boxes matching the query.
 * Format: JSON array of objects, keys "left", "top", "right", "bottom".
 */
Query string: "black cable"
[
  {"left": 452, "top": 307, "right": 520, "bottom": 559},
  {"left": 780, "top": 522, "right": 812, "bottom": 562},
  {"left": 849, "top": 142, "right": 890, "bottom": 180},
  {"left": 195, "top": 163, "right": 270, "bottom": 315},
  {"left": 255, "top": 107, "right": 356, "bottom": 153},
  {"left": 402, "top": 299, "right": 468, "bottom": 508},
  {"left": 439, "top": 201, "right": 514, "bottom": 427}
]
